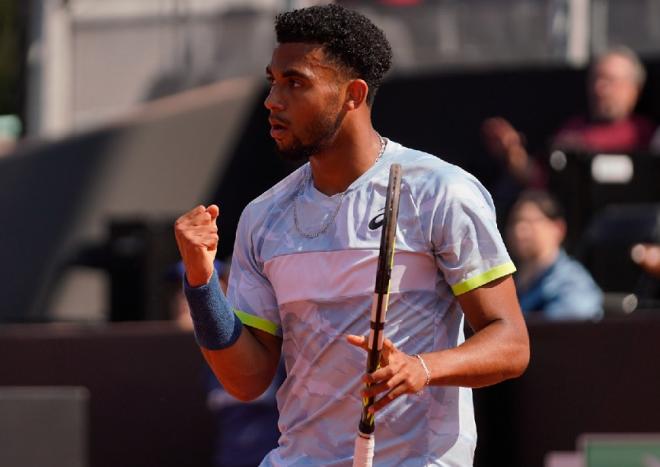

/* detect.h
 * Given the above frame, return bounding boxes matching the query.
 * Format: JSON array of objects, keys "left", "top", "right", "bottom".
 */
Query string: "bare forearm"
[
  {"left": 422, "top": 319, "right": 529, "bottom": 388},
  {"left": 201, "top": 326, "right": 281, "bottom": 401},
  {"left": 347, "top": 277, "right": 529, "bottom": 414},
  {"left": 423, "top": 275, "right": 530, "bottom": 388},
  {"left": 179, "top": 254, "right": 282, "bottom": 401}
]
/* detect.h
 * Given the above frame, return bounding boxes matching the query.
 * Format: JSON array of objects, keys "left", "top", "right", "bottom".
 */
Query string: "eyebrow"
[{"left": 265, "top": 66, "right": 313, "bottom": 81}]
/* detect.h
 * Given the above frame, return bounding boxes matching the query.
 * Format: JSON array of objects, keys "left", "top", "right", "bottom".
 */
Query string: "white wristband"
[{"left": 414, "top": 354, "right": 431, "bottom": 387}]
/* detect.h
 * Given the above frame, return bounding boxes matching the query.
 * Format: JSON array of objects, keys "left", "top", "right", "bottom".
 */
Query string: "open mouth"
[{"left": 269, "top": 120, "right": 288, "bottom": 139}]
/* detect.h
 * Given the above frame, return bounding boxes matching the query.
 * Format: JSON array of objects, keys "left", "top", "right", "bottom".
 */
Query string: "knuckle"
[{"left": 185, "top": 233, "right": 201, "bottom": 246}]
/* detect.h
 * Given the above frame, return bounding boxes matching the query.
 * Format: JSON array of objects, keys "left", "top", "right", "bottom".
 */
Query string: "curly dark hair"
[{"left": 275, "top": 4, "right": 392, "bottom": 106}]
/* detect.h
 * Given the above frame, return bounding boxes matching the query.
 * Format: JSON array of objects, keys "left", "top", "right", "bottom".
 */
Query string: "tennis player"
[{"left": 175, "top": 4, "right": 529, "bottom": 466}]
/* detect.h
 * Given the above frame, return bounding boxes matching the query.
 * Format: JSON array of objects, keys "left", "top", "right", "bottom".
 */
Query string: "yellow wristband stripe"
[
  {"left": 451, "top": 262, "right": 517, "bottom": 296},
  {"left": 234, "top": 309, "right": 279, "bottom": 336}
]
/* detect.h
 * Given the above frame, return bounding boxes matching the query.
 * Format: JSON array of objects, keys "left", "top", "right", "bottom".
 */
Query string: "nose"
[
  {"left": 264, "top": 86, "right": 284, "bottom": 111},
  {"left": 511, "top": 220, "right": 532, "bottom": 241}
]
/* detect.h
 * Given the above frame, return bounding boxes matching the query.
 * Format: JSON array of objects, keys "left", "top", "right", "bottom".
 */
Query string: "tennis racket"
[{"left": 353, "top": 163, "right": 402, "bottom": 467}]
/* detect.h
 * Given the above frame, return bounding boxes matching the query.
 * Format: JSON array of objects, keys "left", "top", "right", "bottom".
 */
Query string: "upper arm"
[
  {"left": 247, "top": 326, "right": 283, "bottom": 370},
  {"left": 457, "top": 275, "right": 527, "bottom": 335},
  {"left": 452, "top": 274, "right": 530, "bottom": 382},
  {"left": 201, "top": 325, "right": 282, "bottom": 401}
]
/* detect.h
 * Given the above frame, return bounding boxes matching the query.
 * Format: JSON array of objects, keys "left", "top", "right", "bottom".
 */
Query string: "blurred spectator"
[
  {"left": 481, "top": 115, "right": 547, "bottom": 224},
  {"left": 0, "top": 114, "right": 21, "bottom": 156},
  {"left": 631, "top": 243, "right": 660, "bottom": 280},
  {"left": 553, "top": 46, "right": 655, "bottom": 153},
  {"left": 651, "top": 128, "right": 660, "bottom": 153},
  {"left": 481, "top": 46, "right": 657, "bottom": 220},
  {"left": 168, "top": 258, "right": 282, "bottom": 467},
  {"left": 506, "top": 190, "right": 603, "bottom": 320}
]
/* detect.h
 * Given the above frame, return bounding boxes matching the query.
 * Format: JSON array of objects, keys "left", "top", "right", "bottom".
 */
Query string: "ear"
[{"left": 344, "top": 79, "right": 369, "bottom": 111}]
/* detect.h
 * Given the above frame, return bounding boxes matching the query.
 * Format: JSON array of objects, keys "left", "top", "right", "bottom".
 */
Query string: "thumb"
[{"left": 206, "top": 204, "right": 219, "bottom": 221}]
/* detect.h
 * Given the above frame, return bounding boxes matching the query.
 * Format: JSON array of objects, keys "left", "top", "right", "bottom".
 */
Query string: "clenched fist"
[{"left": 174, "top": 204, "right": 220, "bottom": 287}]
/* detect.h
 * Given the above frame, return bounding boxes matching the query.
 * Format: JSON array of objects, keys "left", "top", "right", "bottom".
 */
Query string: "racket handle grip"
[{"left": 353, "top": 433, "right": 374, "bottom": 467}]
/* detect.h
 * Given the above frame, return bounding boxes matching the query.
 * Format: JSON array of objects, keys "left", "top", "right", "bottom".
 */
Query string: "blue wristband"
[{"left": 183, "top": 269, "right": 243, "bottom": 350}]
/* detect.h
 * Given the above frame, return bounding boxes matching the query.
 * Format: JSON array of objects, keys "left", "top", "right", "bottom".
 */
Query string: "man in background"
[
  {"left": 481, "top": 46, "right": 657, "bottom": 221},
  {"left": 553, "top": 46, "right": 656, "bottom": 153}
]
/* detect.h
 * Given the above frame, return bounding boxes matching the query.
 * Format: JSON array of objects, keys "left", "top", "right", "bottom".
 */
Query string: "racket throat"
[{"left": 359, "top": 419, "right": 375, "bottom": 435}]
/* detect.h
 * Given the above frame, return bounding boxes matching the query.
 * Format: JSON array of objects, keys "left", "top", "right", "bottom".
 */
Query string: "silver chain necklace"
[{"left": 293, "top": 136, "right": 387, "bottom": 239}]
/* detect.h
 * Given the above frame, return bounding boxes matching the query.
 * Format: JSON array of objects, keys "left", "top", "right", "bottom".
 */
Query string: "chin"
[
  {"left": 592, "top": 105, "right": 620, "bottom": 123},
  {"left": 274, "top": 143, "right": 310, "bottom": 164}
]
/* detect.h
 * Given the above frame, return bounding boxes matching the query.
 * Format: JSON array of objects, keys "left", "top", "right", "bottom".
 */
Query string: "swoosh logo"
[{"left": 368, "top": 210, "right": 385, "bottom": 230}]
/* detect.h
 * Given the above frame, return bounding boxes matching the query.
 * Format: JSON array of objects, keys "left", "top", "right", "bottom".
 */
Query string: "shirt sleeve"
[
  {"left": 430, "top": 173, "right": 516, "bottom": 296},
  {"left": 227, "top": 207, "right": 282, "bottom": 336}
]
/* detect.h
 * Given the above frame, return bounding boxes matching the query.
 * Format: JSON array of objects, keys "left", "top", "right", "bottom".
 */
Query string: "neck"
[{"left": 308, "top": 119, "right": 383, "bottom": 196}]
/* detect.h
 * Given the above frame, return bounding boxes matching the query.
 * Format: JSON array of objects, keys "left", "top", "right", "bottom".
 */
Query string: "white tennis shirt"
[{"left": 227, "top": 139, "right": 515, "bottom": 466}]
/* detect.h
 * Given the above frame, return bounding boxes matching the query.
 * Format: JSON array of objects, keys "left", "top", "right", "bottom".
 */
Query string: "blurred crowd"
[{"left": 481, "top": 46, "right": 660, "bottom": 320}]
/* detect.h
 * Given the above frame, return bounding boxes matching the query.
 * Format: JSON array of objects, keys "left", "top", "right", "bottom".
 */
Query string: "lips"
[{"left": 269, "top": 117, "right": 289, "bottom": 139}]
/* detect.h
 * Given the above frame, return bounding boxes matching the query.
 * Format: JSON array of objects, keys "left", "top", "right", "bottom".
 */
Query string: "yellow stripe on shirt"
[
  {"left": 234, "top": 309, "right": 279, "bottom": 336},
  {"left": 451, "top": 262, "right": 517, "bottom": 296}
]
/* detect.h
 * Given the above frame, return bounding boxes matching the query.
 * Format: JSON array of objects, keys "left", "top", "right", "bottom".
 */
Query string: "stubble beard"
[{"left": 274, "top": 107, "right": 346, "bottom": 163}]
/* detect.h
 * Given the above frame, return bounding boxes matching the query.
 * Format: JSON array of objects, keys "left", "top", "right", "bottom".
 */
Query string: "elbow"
[
  {"left": 506, "top": 339, "right": 530, "bottom": 380},
  {"left": 504, "top": 317, "right": 531, "bottom": 380},
  {"left": 229, "top": 390, "right": 260, "bottom": 403},
  {"left": 224, "top": 382, "right": 270, "bottom": 402}
]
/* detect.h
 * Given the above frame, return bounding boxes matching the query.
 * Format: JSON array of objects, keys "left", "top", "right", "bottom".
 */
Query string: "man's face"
[
  {"left": 506, "top": 202, "right": 563, "bottom": 262},
  {"left": 265, "top": 42, "right": 349, "bottom": 162},
  {"left": 588, "top": 54, "right": 640, "bottom": 122}
]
